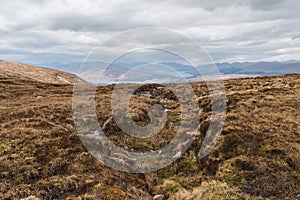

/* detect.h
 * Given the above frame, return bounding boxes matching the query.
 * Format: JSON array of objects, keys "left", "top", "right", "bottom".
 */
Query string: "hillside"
[
  {"left": 0, "top": 63, "right": 299, "bottom": 199},
  {"left": 0, "top": 62, "right": 80, "bottom": 85}
]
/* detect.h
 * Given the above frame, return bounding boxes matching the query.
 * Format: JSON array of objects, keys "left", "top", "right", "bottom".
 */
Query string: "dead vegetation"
[{"left": 0, "top": 68, "right": 299, "bottom": 199}]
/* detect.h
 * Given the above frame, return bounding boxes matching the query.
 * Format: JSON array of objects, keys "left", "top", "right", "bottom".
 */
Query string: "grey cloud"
[
  {"left": 169, "top": 0, "right": 285, "bottom": 11},
  {"left": 0, "top": 0, "right": 300, "bottom": 63},
  {"left": 247, "top": 0, "right": 284, "bottom": 11}
]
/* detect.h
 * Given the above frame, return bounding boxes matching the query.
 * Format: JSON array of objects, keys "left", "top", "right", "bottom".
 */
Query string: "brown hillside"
[
  {"left": 0, "top": 64, "right": 299, "bottom": 199},
  {"left": 0, "top": 62, "right": 80, "bottom": 85}
]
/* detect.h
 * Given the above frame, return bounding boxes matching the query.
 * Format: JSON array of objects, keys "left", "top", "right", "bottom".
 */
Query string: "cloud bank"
[{"left": 0, "top": 0, "right": 299, "bottom": 64}]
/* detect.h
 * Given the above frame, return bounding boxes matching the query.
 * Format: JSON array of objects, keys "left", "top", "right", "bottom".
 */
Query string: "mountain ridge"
[{"left": 29, "top": 60, "right": 300, "bottom": 83}]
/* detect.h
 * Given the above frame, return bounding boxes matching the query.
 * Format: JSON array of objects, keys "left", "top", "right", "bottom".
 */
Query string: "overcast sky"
[{"left": 1, "top": 0, "right": 300, "bottom": 64}]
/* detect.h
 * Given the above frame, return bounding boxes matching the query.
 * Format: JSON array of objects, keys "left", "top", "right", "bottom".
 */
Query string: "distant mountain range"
[
  {"left": 27, "top": 60, "right": 300, "bottom": 83},
  {"left": 215, "top": 61, "right": 300, "bottom": 75}
]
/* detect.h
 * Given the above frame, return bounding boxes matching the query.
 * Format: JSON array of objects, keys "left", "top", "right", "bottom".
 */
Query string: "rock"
[
  {"left": 21, "top": 196, "right": 40, "bottom": 200},
  {"left": 66, "top": 197, "right": 82, "bottom": 200},
  {"left": 186, "top": 131, "right": 201, "bottom": 136},
  {"left": 173, "top": 151, "right": 182, "bottom": 159},
  {"left": 153, "top": 194, "right": 164, "bottom": 200}
]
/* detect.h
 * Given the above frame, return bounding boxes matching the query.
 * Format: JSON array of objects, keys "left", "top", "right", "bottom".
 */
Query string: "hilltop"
[
  {"left": 0, "top": 62, "right": 81, "bottom": 85},
  {"left": 0, "top": 63, "right": 299, "bottom": 199}
]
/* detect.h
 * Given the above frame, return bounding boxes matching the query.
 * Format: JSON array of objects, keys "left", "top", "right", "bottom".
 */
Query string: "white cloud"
[{"left": 0, "top": 0, "right": 299, "bottom": 63}]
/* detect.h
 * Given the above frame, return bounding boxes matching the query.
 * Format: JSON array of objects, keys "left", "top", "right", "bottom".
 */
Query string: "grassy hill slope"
[{"left": 0, "top": 63, "right": 299, "bottom": 199}]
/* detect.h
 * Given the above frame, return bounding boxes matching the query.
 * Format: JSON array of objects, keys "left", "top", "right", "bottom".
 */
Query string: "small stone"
[
  {"left": 66, "top": 197, "right": 81, "bottom": 200},
  {"left": 173, "top": 151, "right": 182, "bottom": 159},
  {"left": 153, "top": 194, "right": 164, "bottom": 200},
  {"left": 186, "top": 131, "right": 200, "bottom": 136}
]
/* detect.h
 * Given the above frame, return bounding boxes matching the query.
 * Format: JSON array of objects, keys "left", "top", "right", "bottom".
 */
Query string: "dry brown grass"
[{"left": 0, "top": 69, "right": 299, "bottom": 199}]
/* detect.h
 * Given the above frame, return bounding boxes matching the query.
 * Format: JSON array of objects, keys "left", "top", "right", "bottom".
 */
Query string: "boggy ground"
[{"left": 0, "top": 71, "right": 299, "bottom": 199}]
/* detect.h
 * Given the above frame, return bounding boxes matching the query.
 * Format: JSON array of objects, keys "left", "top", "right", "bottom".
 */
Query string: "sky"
[{"left": 0, "top": 0, "right": 300, "bottom": 64}]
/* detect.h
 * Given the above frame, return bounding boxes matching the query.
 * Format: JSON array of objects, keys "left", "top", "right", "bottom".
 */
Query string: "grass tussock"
[{"left": 0, "top": 73, "right": 299, "bottom": 199}]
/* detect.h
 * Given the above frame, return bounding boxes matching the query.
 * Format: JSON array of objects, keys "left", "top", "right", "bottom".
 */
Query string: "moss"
[
  {"left": 216, "top": 159, "right": 245, "bottom": 186},
  {"left": 259, "top": 144, "right": 271, "bottom": 154},
  {"left": 154, "top": 180, "right": 181, "bottom": 198},
  {"left": 169, "top": 175, "right": 202, "bottom": 190},
  {"left": 157, "top": 164, "right": 177, "bottom": 179},
  {"left": 102, "top": 187, "right": 126, "bottom": 200}
]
